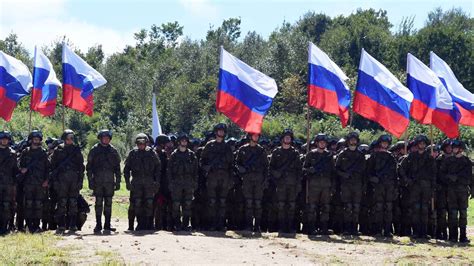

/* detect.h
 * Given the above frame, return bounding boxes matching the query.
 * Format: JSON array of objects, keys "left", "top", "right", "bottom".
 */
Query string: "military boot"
[
  {"left": 459, "top": 226, "right": 470, "bottom": 243},
  {"left": 69, "top": 216, "right": 78, "bottom": 232},
  {"left": 449, "top": 226, "right": 458, "bottom": 242},
  {"left": 183, "top": 216, "right": 191, "bottom": 231},
  {"left": 104, "top": 215, "right": 116, "bottom": 232},
  {"left": 94, "top": 215, "right": 102, "bottom": 233},
  {"left": 383, "top": 224, "right": 393, "bottom": 237}
]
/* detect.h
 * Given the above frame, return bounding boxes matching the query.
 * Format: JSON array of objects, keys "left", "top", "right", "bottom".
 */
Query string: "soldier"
[
  {"left": 269, "top": 129, "right": 302, "bottom": 233},
  {"left": 124, "top": 133, "right": 161, "bottom": 231},
  {"left": 50, "top": 129, "right": 85, "bottom": 232},
  {"left": 167, "top": 133, "right": 198, "bottom": 231},
  {"left": 399, "top": 135, "right": 436, "bottom": 238},
  {"left": 366, "top": 135, "right": 398, "bottom": 237},
  {"left": 439, "top": 140, "right": 473, "bottom": 243},
  {"left": 435, "top": 139, "right": 452, "bottom": 240},
  {"left": 87, "top": 130, "right": 121, "bottom": 233},
  {"left": 336, "top": 132, "right": 366, "bottom": 235},
  {"left": 199, "top": 123, "right": 234, "bottom": 230},
  {"left": 0, "top": 131, "right": 18, "bottom": 234},
  {"left": 303, "top": 133, "right": 335, "bottom": 235},
  {"left": 18, "top": 130, "right": 49, "bottom": 233},
  {"left": 153, "top": 134, "right": 171, "bottom": 231},
  {"left": 235, "top": 133, "right": 268, "bottom": 232}
]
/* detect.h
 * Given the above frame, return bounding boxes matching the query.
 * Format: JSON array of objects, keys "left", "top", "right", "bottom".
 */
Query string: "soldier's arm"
[
  {"left": 113, "top": 149, "right": 122, "bottom": 184},
  {"left": 153, "top": 151, "right": 161, "bottom": 184},
  {"left": 86, "top": 148, "right": 95, "bottom": 180},
  {"left": 43, "top": 152, "right": 50, "bottom": 182},
  {"left": 123, "top": 152, "right": 132, "bottom": 185}
]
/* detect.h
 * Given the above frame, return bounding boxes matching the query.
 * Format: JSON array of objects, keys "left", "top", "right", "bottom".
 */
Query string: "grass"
[
  {"left": 0, "top": 232, "right": 74, "bottom": 264},
  {"left": 95, "top": 250, "right": 124, "bottom": 265},
  {"left": 394, "top": 242, "right": 474, "bottom": 264}
]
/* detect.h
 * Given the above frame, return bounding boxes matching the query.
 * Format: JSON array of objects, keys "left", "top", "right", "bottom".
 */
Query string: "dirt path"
[{"left": 57, "top": 220, "right": 474, "bottom": 265}]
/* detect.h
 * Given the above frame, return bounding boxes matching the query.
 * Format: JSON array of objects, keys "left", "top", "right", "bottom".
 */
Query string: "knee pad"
[
  {"left": 386, "top": 202, "right": 393, "bottom": 212},
  {"left": 414, "top": 203, "right": 421, "bottom": 210},
  {"left": 134, "top": 199, "right": 143, "bottom": 209},
  {"left": 145, "top": 199, "right": 154, "bottom": 209},
  {"left": 34, "top": 200, "right": 43, "bottom": 210},
  {"left": 69, "top": 198, "right": 78, "bottom": 208},
  {"left": 353, "top": 203, "right": 360, "bottom": 213},
  {"left": 375, "top": 202, "right": 384, "bottom": 212},
  {"left": 459, "top": 209, "right": 467, "bottom": 220},
  {"left": 344, "top": 203, "right": 353, "bottom": 210},
  {"left": 104, "top": 197, "right": 113, "bottom": 207},
  {"left": 25, "top": 200, "right": 34, "bottom": 209},
  {"left": 95, "top": 197, "right": 104, "bottom": 207}
]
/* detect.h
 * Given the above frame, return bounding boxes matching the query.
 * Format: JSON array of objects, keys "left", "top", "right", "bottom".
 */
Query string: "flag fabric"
[
  {"left": 62, "top": 43, "right": 106, "bottom": 116},
  {"left": 307, "top": 42, "right": 350, "bottom": 127},
  {"left": 430, "top": 51, "right": 474, "bottom": 127},
  {"left": 353, "top": 49, "right": 413, "bottom": 138},
  {"left": 31, "top": 46, "right": 61, "bottom": 116},
  {"left": 152, "top": 93, "right": 163, "bottom": 141},
  {"left": 0, "top": 51, "right": 32, "bottom": 121},
  {"left": 217, "top": 47, "right": 278, "bottom": 134},
  {"left": 407, "top": 53, "right": 460, "bottom": 138}
]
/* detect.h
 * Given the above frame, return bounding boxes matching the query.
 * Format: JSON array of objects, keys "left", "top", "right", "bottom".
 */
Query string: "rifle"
[
  {"left": 50, "top": 147, "right": 81, "bottom": 181},
  {"left": 17, "top": 149, "right": 46, "bottom": 183},
  {"left": 270, "top": 150, "right": 298, "bottom": 180}
]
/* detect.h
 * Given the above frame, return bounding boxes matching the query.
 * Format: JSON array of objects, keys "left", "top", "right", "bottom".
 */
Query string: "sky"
[{"left": 0, "top": 0, "right": 472, "bottom": 56}]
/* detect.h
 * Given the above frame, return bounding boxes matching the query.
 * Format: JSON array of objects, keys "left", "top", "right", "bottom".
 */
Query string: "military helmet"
[
  {"left": 0, "top": 130, "right": 12, "bottom": 141},
  {"left": 427, "top": 144, "right": 441, "bottom": 153},
  {"left": 336, "top": 138, "right": 346, "bottom": 150},
  {"left": 177, "top": 133, "right": 189, "bottom": 142},
  {"left": 314, "top": 133, "right": 328, "bottom": 143},
  {"left": 328, "top": 137, "right": 338, "bottom": 147},
  {"left": 168, "top": 134, "right": 177, "bottom": 143},
  {"left": 135, "top": 133, "right": 149, "bottom": 144},
  {"left": 451, "top": 139, "right": 466, "bottom": 149},
  {"left": 28, "top": 130, "right": 43, "bottom": 141},
  {"left": 259, "top": 137, "right": 270, "bottom": 146},
  {"left": 190, "top": 138, "right": 201, "bottom": 147},
  {"left": 440, "top": 139, "right": 452, "bottom": 151},
  {"left": 378, "top": 134, "right": 392, "bottom": 145},
  {"left": 155, "top": 134, "right": 170, "bottom": 146},
  {"left": 61, "top": 129, "right": 75, "bottom": 141},
  {"left": 280, "top": 128, "right": 294, "bottom": 141},
  {"left": 226, "top": 137, "right": 237, "bottom": 145},
  {"left": 414, "top": 134, "right": 429, "bottom": 145},
  {"left": 358, "top": 144, "right": 370, "bottom": 154},
  {"left": 389, "top": 141, "right": 406, "bottom": 152},
  {"left": 346, "top": 132, "right": 360, "bottom": 143},
  {"left": 213, "top": 123, "right": 227, "bottom": 133},
  {"left": 97, "top": 129, "right": 112, "bottom": 140}
]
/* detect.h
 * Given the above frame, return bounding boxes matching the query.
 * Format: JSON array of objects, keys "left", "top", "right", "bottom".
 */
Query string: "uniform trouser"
[
  {"left": 408, "top": 182, "right": 432, "bottom": 230},
  {"left": 399, "top": 186, "right": 411, "bottom": 233},
  {"left": 273, "top": 181, "right": 299, "bottom": 231},
  {"left": 0, "top": 185, "right": 13, "bottom": 226},
  {"left": 306, "top": 184, "right": 331, "bottom": 226},
  {"left": 447, "top": 185, "right": 469, "bottom": 228},
  {"left": 242, "top": 176, "right": 264, "bottom": 227},
  {"left": 23, "top": 184, "right": 45, "bottom": 219},
  {"left": 131, "top": 183, "right": 156, "bottom": 218},
  {"left": 206, "top": 170, "right": 231, "bottom": 227},
  {"left": 340, "top": 182, "right": 362, "bottom": 224},
  {"left": 93, "top": 183, "right": 115, "bottom": 219},
  {"left": 436, "top": 186, "right": 448, "bottom": 234},
  {"left": 372, "top": 182, "right": 396, "bottom": 226},
  {"left": 55, "top": 179, "right": 80, "bottom": 217},
  {"left": 170, "top": 181, "right": 195, "bottom": 227},
  {"left": 359, "top": 184, "right": 374, "bottom": 233}
]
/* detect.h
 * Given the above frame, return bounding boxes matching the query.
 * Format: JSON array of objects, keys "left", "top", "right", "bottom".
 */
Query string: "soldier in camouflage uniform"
[
  {"left": 366, "top": 135, "right": 398, "bottom": 237},
  {"left": 435, "top": 139, "right": 452, "bottom": 240},
  {"left": 153, "top": 134, "right": 171, "bottom": 230},
  {"left": 200, "top": 123, "right": 234, "bottom": 230},
  {"left": 167, "top": 133, "right": 198, "bottom": 231},
  {"left": 269, "top": 129, "right": 302, "bottom": 233},
  {"left": 336, "top": 132, "right": 366, "bottom": 235},
  {"left": 399, "top": 135, "right": 436, "bottom": 238},
  {"left": 439, "top": 140, "right": 473, "bottom": 243},
  {"left": 87, "top": 130, "right": 121, "bottom": 233},
  {"left": 50, "top": 129, "right": 85, "bottom": 232},
  {"left": 235, "top": 133, "right": 268, "bottom": 232},
  {"left": 0, "top": 131, "right": 18, "bottom": 234},
  {"left": 18, "top": 130, "right": 49, "bottom": 233},
  {"left": 303, "top": 133, "right": 335, "bottom": 235},
  {"left": 124, "top": 133, "right": 161, "bottom": 231}
]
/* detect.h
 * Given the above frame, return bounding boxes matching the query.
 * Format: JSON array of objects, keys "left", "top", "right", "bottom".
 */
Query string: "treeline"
[{"left": 0, "top": 7, "right": 473, "bottom": 156}]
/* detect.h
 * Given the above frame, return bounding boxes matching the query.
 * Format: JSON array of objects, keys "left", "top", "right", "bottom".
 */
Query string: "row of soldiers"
[{"left": 0, "top": 125, "right": 472, "bottom": 243}]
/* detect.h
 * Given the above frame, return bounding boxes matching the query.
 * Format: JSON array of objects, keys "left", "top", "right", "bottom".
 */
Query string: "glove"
[
  {"left": 307, "top": 167, "right": 316, "bottom": 174},
  {"left": 202, "top": 165, "right": 211, "bottom": 173},
  {"left": 88, "top": 180, "right": 95, "bottom": 190},
  {"left": 114, "top": 182, "right": 120, "bottom": 191},
  {"left": 126, "top": 182, "right": 131, "bottom": 191},
  {"left": 237, "top": 165, "right": 247, "bottom": 174},
  {"left": 447, "top": 174, "right": 457, "bottom": 182},
  {"left": 369, "top": 176, "right": 379, "bottom": 184},
  {"left": 152, "top": 181, "right": 160, "bottom": 193}
]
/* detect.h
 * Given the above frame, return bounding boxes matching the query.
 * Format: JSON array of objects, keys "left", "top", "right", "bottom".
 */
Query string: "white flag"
[{"left": 152, "top": 93, "right": 162, "bottom": 141}]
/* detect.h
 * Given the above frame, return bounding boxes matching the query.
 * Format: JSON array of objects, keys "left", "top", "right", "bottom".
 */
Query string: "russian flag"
[
  {"left": 31, "top": 46, "right": 61, "bottom": 116},
  {"left": 0, "top": 51, "right": 32, "bottom": 121},
  {"left": 62, "top": 43, "right": 106, "bottom": 116},
  {"left": 217, "top": 47, "right": 278, "bottom": 134},
  {"left": 353, "top": 49, "right": 413, "bottom": 138},
  {"left": 407, "top": 53, "right": 461, "bottom": 138},
  {"left": 430, "top": 52, "right": 474, "bottom": 127},
  {"left": 307, "top": 42, "right": 350, "bottom": 127}
]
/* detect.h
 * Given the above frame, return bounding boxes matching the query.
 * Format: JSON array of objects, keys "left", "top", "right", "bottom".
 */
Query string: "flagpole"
[
  {"left": 429, "top": 125, "right": 434, "bottom": 155},
  {"left": 62, "top": 105, "right": 66, "bottom": 131},
  {"left": 305, "top": 104, "right": 311, "bottom": 205},
  {"left": 28, "top": 109, "right": 32, "bottom": 132},
  {"left": 404, "top": 122, "right": 409, "bottom": 154}
]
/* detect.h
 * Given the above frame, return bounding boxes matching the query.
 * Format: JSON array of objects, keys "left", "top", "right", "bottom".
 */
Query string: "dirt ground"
[{"left": 55, "top": 219, "right": 474, "bottom": 265}]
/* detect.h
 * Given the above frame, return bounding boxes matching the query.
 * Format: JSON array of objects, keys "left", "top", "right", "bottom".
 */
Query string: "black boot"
[
  {"left": 128, "top": 216, "right": 134, "bottom": 231},
  {"left": 69, "top": 216, "right": 78, "bottom": 232},
  {"left": 104, "top": 215, "right": 116, "bottom": 232},
  {"left": 56, "top": 215, "right": 66, "bottom": 233},
  {"left": 383, "top": 224, "right": 393, "bottom": 237},
  {"left": 320, "top": 222, "right": 329, "bottom": 235},
  {"left": 343, "top": 222, "right": 351, "bottom": 235},
  {"left": 459, "top": 226, "right": 470, "bottom": 243},
  {"left": 183, "top": 216, "right": 191, "bottom": 231},
  {"left": 94, "top": 215, "right": 102, "bottom": 233},
  {"left": 136, "top": 216, "right": 144, "bottom": 231},
  {"left": 449, "top": 226, "right": 458, "bottom": 242}
]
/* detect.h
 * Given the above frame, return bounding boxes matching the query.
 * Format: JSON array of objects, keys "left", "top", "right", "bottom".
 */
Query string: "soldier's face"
[
  {"left": 100, "top": 136, "right": 111, "bottom": 145},
  {"left": 217, "top": 129, "right": 225, "bottom": 138},
  {"left": 31, "top": 137, "right": 41, "bottom": 147},
  {"left": 251, "top": 134, "right": 259, "bottom": 142},
  {"left": 453, "top": 147, "right": 461, "bottom": 154},
  {"left": 417, "top": 142, "right": 426, "bottom": 151},
  {"left": 317, "top": 141, "right": 327, "bottom": 150},
  {"left": 137, "top": 142, "right": 146, "bottom": 150},
  {"left": 444, "top": 146, "right": 452, "bottom": 154},
  {"left": 349, "top": 138, "right": 358, "bottom": 146},
  {"left": 65, "top": 136, "right": 74, "bottom": 145},
  {"left": 0, "top": 138, "right": 8, "bottom": 146},
  {"left": 380, "top": 141, "right": 389, "bottom": 149},
  {"left": 283, "top": 135, "right": 292, "bottom": 144},
  {"left": 179, "top": 139, "right": 188, "bottom": 147}
]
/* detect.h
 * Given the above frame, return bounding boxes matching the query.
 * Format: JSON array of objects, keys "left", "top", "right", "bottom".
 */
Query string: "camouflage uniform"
[{"left": 0, "top": 135, "right": 18, "bottom": 234}]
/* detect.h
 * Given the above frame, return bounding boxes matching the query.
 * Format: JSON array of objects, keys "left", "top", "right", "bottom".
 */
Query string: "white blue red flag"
[
  {"left": 430, "top": 51, "right": 474, "bottom": 127},
  {"left": 217, "top": 47, "right": 278, "bottom": 134},
  {"left": 0, "top": 51, "right": 32, "bottom": 121},
  {"left": 31, "top": 46, "right": 61, "bottom": 116},
  {"left": 353, "top": 49, "right": 413, "bottom": 137},
  {"left": 407, "top": 53, "right": 460, "bottom": 138},
  {"left": 307, "top": 42, "right": 350, "bottom": 127},
  {"left": 62, "top": 43, "right": 106, "bottom": 116}
]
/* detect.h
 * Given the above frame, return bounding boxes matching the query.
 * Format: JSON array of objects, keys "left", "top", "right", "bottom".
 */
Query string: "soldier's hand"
[
  {"left": 307, "top": 167, "right": 316, "bottom": 174},
  {"left": 42, "top": 180, "right": 49, "bottom": 188},
  {"left": 369, "top": 176, "right": 379, "bottom": 184},
  {"left": 115, "top": 182, "right": 120, "bottom": 191},
  {"left": 20, "top": 168, "right": 28, "bottom": 174},
  {"left": 126, "top": 182, "right": 131, "bottom": 191},
  {"left": 237, "top": 165, "right": 246, "bottom": 174}
]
